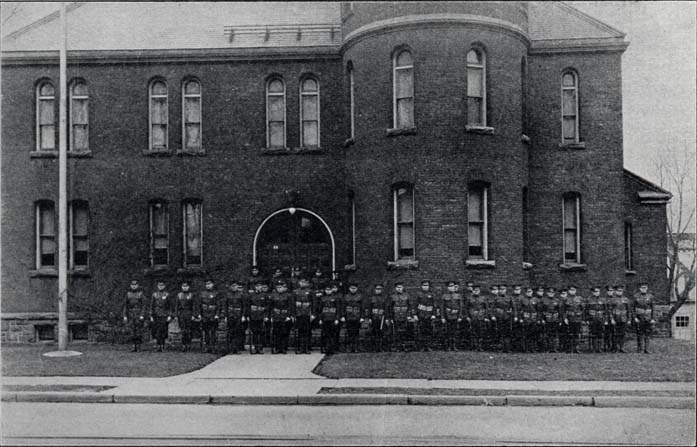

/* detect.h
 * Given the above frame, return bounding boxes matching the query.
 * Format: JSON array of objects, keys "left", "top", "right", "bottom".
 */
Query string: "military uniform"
[
  {"left": 199, "top": 283, "right": 220, "bottom": 353},
  {"left": 441, "top": 283, "right": 463, "bottom": 351},
  {"left": 390, "top": 285, "right": 412, "bottom": 351},
  {"left": 586, "top": 288, "right": 608, "bottom": 353},
  {"left": 414, "top": 282, "right": 437, "bottom": 351},
  {"left": 149, "top": 285, "right": 172, "bottom": 351},
  {"left": 541, "top": 289, "right": 562, "bottom": 352},
  {"left": 248, "top": 287, "right": 269, "bottom": 354},
  {"left": 123, "top": 282, "right": 146, "bottom": 352},
  {"left": 293, "top": 282, "right": 315, "bottom": 354},
  {"left": 603, "top": 287, "right": 616, "bottom": 351},
  {"left": 519, "top": 290, "right": 541, "bottom": 353},
  {"left": 609, "top": 287, "right": 631, "bottom": 352},
  {"left": 224, "top": 284, "right": 247, "bottom": 354},
  {"left": 563, "top": 288, "right": 584, "bottom": 353},
  {"left": 269, "top": 284, "right": 293, "bottom": 354},
  {"left": 510, "top": 287, "right": 525, "bottom": 352},
  {"left": 319, "top": 288, "right": 340, "bottom": 354},
  {"left": 174, "top": 285, "right": 196, "bottom": 351},
  {"left": 633, "top": 286, "right": 655, "bottom": 353},
  {"left": 491, "top": 288, "right": 516, "bottom": 352},
  {"left": 342, "top": 286, "right": 364, "bottom": 353},
  {"left": 467, "top": 288, "right": 487, "bottom": 351},
  {"left": 367, "top": 286, "right": 388, "bottom": 352}
]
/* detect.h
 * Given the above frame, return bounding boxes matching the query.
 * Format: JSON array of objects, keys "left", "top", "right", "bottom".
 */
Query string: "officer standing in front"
[
  {"left": 414, "top": 280, "right": 437, "bottom": 351},
  {"left": 367, "top": 283, "right": 387, "bottom": 352},
  {"left": 586, "top": 286, "right": 607, "bottom": 353},
  {"left": 541, "top": 287, "right": 562, "bottom": 352},
  {"left": 342, "top": 282, "right": 365, "bottom": 353},
  {"left": 270, "top": 280, "right": 292, "bottom": 354},
  {"left": 563, "top": 285, "right": 585, "bottom": 353},
  {"left": 609, "top": 285, "right": 631, "bottom": 353},
  {"left": 198, "top": 279, "right": 220, "bottom": 353},
  {"left": 633, "top": 282, "right": 655, "bottom": 354},
  {"left": 292, "top": 275, "right": 314, "bottom": 354},
  {"left": 390, "top": 281, "right": 412, "bottom": 351},
  {"left": 224, "top": 280, "right": 247, "bottom": 354},
  {"left": 123, "top": 279, "right": 146, "bottom": 352},
  {"left": 149, "top": 280, "right": 172, "bottom": 352},
  {"left": 248, "top": 281, "right": 269, "bottom": 354},
  {"left": 174, "top": 280, "right": 196, "bottom": 352},
  {"left": 441, "top": 281, "right": 463, "bottom": 351},
  {"left": 319, "top": 283, "right": 340, "bottom": 354}
]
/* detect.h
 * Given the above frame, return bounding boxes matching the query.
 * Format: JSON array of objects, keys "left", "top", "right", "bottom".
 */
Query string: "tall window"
[
  {"left": 624, "top": 222, "right": 634, "bottom": 271},
  {"left": 561, "top": 71, "right": 579, "bottom": 144},
  {"left": 521, "top": 57, "right": 527, "bottom": 135},
  {"left": 149, "top": 201, "right": 169, "bottom": 267},
  {"left": 348, "top": 63, "right": 355, "bottom": 139},
  {"left": 266, "top": 78, "right": 286, "bottom": 148},
  {"left": 182, "top": 200, "right": 203, "bottom": 267},
  {"left": 149, "top": 80, "right": 168, "bottom": 151},
  {"left": 522, "top": 187, "right": 529, "bottom": 261},
  {"left": 36, "top": 81, "right": 56, "bottom": 151},
  {"left": 393, "top": 184, "right": 415, "bottom": 260},
  {"left": 468, "top": 183, "right": 489, "bottom": 259},
  {"left": 182, "top": 80, "right": 202, "bottom": 152},
  {"left": 36, "top": 201, "right": 56, "bottom": 269},
  {"left": 393, "top": 49, "right": 414, "bottom": 129},
  {"left": 562, "top": 193, "right": 581, "bottom": 263},
  {"left": 69, "top": 81, "right": 89, "bottom": 152},
  {"left": 467, "top": 49, "right": 486, "bottom": 126},
  {"left": 70, "top": 201, "right": 89, "bottom": 270},
  {"left": 300, "top": 78, "right": 320, "bottom": 147}
]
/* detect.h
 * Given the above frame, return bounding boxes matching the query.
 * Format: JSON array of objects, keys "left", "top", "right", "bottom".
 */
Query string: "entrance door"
[{"left": 255, "top": 209, "right": 333, "bottom": 274}]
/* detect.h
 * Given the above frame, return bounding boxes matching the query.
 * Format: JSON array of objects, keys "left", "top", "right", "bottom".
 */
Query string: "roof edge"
[
  {"left": 624, "top": 169, "right": 673, "bottom": 203},
  {"left": 556, "top": 1, "right": 627, "bottom": 38}
]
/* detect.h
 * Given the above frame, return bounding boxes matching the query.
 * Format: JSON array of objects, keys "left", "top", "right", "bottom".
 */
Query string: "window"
[
  {"left": 70, "top": 201, "right": 89, "bottom": 270},
  {"left": 36, "top": 81, "right": 56, "bottom": 151},
  {"left": 676, "top": 316, "right": 689, "bottom": 327},
  {"left": 182, "top": 80, "right": 202, "bottom": 152},
  {"left": 266, "top": 78, "right": 286, "bottom": 148},
  {"left": 70, "top": 323, "right": 89, "bottom": 341},
  {"left": 393, "top": 184, "right": 415, "bottom": 260},
  {"left": 467, "top": 49, "right": 486, "bottom": 126},
  {"left": 561, "top": 71, "right": 579, "bottom": 144},
  {"left": 522, "top": 187, "right": 529, "bottom": 260},
  {"left": 348, "top": 63, "right": 355, "bottom": 139},
  {"left": 149, "top": 80, "right": 168, "bottom": 151},
  {"left": 149, "top": 201, "right": 169, "bottom": 267},
  {"left": 69, "top": 81, "right": 89, "bottom": 152},
  {"left": 521, "top": 57, "right": 527, "bottom": 134},
  {"left": 624, "top": 222, "right": 633, "bottom": 270},
  {"left": 35, "top": 324, "right": 55, "bottom": 341},
  {"left": 182, "top": 200, "right": 203, "bottom": 267},
  {"left": 562, "top": 193, "right": 581, "bottom": 263},
  {"left": 393, "top": 50, "right": 414, "bottom": 129},
  {"left": 36, "top": 201, "right": 56, "bottom": 269},
  {"left": 468, "top": 184, "right": 489, "bottom": 259},
  {"left": 300, "top": 78, "right": 320, "bottom": 147}
]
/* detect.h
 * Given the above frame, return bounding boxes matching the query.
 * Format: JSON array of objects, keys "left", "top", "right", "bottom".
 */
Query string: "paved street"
[{"left": 2, "top": 402, "right": 695, "bottom": 445}]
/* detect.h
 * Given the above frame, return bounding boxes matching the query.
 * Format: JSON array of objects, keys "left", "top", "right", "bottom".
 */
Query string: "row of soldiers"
[{"left": 123, "top": 275, "right": 657, "bottom": 355}]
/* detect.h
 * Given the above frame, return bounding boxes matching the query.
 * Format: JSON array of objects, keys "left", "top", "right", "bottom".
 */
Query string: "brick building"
[{"left": 1, "top": 2, "right": 671, "bottom": 342}]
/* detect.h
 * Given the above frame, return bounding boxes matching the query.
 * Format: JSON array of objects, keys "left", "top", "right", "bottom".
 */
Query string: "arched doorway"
[{"left": 253, "top": 208, "right": 335, "bottom": 274}]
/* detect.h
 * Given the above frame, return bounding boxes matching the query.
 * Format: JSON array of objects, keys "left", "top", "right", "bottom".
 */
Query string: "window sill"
[
  {"left": 29, "top": 269, "right": 58, "bottom": 278},
  {"left": 385, "top": 127, "right": 417, "bottom": 137},
  {"left": 69, "top": 151, "right": 92, "bottom": 158},
  {"left": 625, "top": 270, "right": 637, "bottom": 276},
  {"left": 559, "top": 263, "right": 587, "bottom": 272},
  {"left": 465, "top": 125, "right": 495, "bottom": 135},
  {"left": 522, "top": 261, "right": 534, "bottom": 270},
  {"left": 176, "top": 149, "right": 206, "bottom": 156},
  {"left": 69, "top": 269, "right": 91, "bottom": 277},
  {"left": 343, "top": 138, "right": 355, "bottom": 148},
  {"left": 261, "top": 146, "right": 324, "bottom": 155},
  {"left": 142, "top": 149, "right": 172, "bottom": 157},
  {"left": 29, "top": 151, "right": 57, "bottom": 158},
  {"left": 558, "top": 142, "right": 586, "bottom": 150},
  {"left": 387, "top": 259, "right": 419, "bottom": 270},
  {"left": 521, "top": 134, "right": 531, "bottom": 144},
  {"left": 177, "top": 266, "right": 207, "bottom": 276},
  {"left": 143, "top": 266, "right": 172, "bottom": 276},
  {"left": 465, "top": 259, "right": 496, "bottom": 269}
]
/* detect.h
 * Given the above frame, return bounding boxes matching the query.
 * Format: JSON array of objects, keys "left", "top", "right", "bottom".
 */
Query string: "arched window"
[
  {"left": 69, "top": 200, "right": 89, "bottom": 270},
  {"left": 36, "top": 81, "right": 56, "bottom": 151},
  {"left": 562, "top": 192, "right": 582, "bottom": 263},
  {"left": 149, "top": 80, "right": 168, "bottom": 151},
  {"left": 393, "top": 183, "right": 415, "bottom": 260},
  {"left": 561, "top": 70, "right": 579, "bottom": 144},
  {"left": 467, "top": 48, "right": 486, "bottom": 126},
  {"left": 347, "top": 62, "right": 355, "bottom": 139},
  {"left": 393, "top": 49, "right": 414, "bottom": 129},
  {"left": 300, "top": 77, "right": 320, "bottom": 147},
  {"left": 35, "top": 200, "right": 56, "bottom": 268},
  {"left": 468, "top": 182, "right": 490, "bottom": 259},
  {"left": 69, "top": 81, "right": 89, "bottom": 152},
  {"left": 266, "top": 77, "right": 286, "bottom": 148},
  {"left": 182, "top": 79, "right": 202, "bottom": 152},
  {"left": 149, "top": 200, "right": 169, "bottom": 267},
  {"left": 182, "top": 199, "right": 203, "bottom": 267}
]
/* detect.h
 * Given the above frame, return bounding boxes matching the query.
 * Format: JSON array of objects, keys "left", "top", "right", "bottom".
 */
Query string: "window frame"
[
  {"left": 299, "top": 77, "right": 320, "bottom": 148},
  {"left": 148, "top": 79, "right": 169, "bottom": 152},
  {"left": 69, "top": 80, "right": 89, "bottom": 153},
  {"left": 675, "top": 316, "right": 689, "bottom": 327},
  {"left": 348, "top": 63, "right": 355, "bottom": 139},
  {"left": 466, "top": 48, "right": 487, "bottom": 127},
  {"left": 266, "top": 77, "right": 286, "bottom": 149},
  {"left": 182, "top": 199, "right": 203, "bottom": 267},
  {"left": 562, "top": 193, "right": 582, "bottom": 264},
  {"left": 392, "top": 49, "right": 414, "bottom": 129},
  {"left": 467, "top": 183, "right": 489, "bottom": 260},
  {"left": 392, "top": 183, "right": 415, "bottom": 261},
  {"left": 624, "top": 222, "right": 634, "bottom": 271},
  {"left": 69, "top": 200, "right": 90, "bottom": 270},
  {"left": 561, "top": 70, "right": 579, "bottom": 144},
  {"left": 181, "top": 79, "right": 202, "bottom": 152},
  {"left": 36, "top": 81, "right": 56, "bottom": 152},
  {"left": 35, "top": 200, "right": 56, "bottom": 269},
  {"left": 149, "top": 200, "right": 170, "bottom": 268}
]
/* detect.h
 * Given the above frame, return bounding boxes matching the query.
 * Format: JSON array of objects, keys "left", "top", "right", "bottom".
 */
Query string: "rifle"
[{"left": 380, "top": 314, "right": 384, "bottom": 331}]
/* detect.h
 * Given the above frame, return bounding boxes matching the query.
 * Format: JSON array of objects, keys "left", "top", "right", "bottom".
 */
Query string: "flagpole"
[{"left": 57, "top": 1, "right": 69, "bottom": 351}]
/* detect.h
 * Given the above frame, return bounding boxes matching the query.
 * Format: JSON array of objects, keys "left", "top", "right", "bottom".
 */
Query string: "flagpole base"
[{"left": 42, "top": 350, "right": 83, "bottom": 358}]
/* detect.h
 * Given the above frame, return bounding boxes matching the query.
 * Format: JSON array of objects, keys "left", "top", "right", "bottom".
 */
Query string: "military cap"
[
  {"left": 606, "top": 285, "right": 614, "bottom": 291},
  {"left": 348, "top": 282, "right": 359, "bottom": 287},
  {"left": 568, "top": 284, "right": 578, "bottom": 289},
  {"left": 130, "top": 279, "right": 139, "bottom": 284},
  {"left": 547, "top": 287, "right": 555, "bottom": 292},
  {"left": 525, "top": 285, "right": 534, "bottom": 291},
  {"left": 472, "top": 284, "right": 481, "bottom": 290},
  {"left": 639, "top": 281, "right": 649, "bottom": 287},
  {"left": 275, "top": 279, "right": 286, "bottom": 286},
  {"left": 421, "top": 279, "right": 431, "bottom": 285},
  {"left": 374, "top": 282, "right": 384, "bottom": 287},
  {"left": 614, "top": 284, "right": 624, "bottom": 290},
  {"left": 490, "top": 285, "right": 499, "bottom": 290},
  {"left": 513, "top": 284, "right": 522, "bottom": 290},
  {"left": 536, "top": 286, "right": 545, "bottom": 292},
  {"left": 499, "top": 284, "right": 508, "bottom": 288},
  {"left": 591, "top": 286, "right": 600, "bottom": 292},
  {"left": 394, "top": 281, "right": 404, "bottom": 286},
  {"left": 465, "top": 280, "right": 474, "bottom": 286}
]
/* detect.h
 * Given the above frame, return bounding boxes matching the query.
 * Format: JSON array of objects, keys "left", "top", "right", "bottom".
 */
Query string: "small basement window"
[
  {"left": 35, "top": 324, "right": 55, "bottom": 341},
  {"left": 70, "top": 323, "right": 89, "bottom": 341},
  {"left": 675, "top": 316, "right": 689, "bottom": 327}
]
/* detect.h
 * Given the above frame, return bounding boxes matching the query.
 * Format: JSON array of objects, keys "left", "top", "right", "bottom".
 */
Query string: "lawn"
[
  {"left": 1, "top": 343, "right": 221, "bottom": 377},
  {"left": 314, "top": 338, "right": 696, "bottom": 382}
]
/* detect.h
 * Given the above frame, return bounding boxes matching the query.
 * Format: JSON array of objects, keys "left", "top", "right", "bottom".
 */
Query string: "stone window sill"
[
  {"left": 29, "top": 269, "right": 58, "bottom": 278},
  {"left": 465, "top": 259, "right": 496, "bottom": 269},
  {"left": 559, "top": 263, "right": 587, "bottom": 272},
  {"left": 559, "top": 142, "right": 586, "bottom": 150},
  {"left": 31, "top": 151, "right": 93, "bottom": 158},
  {"left": 70, "top": 269, "right": 91, "bottom": 278},
  {"left": 343, "top": 138, "right": 355, "bottom": 148},
  {"left": 143, "top": 266, "right": 172, "bottom": 276},
  {"left": 176, "top": 149, "right": 206, "bottom": 156},
  {"left": 177, "top": 266, "right": 207, "bottom": 275},
  {"left": 385, "top": 127, "right": 417, "bottom": 137},
  {"left": 522, "top": 261, "right": 533, "bottom": 270},
  {"left": 625, "top": 270, "right": 637, "bottom": 276},
  {"left": 261, "top": 146, "right": 324, "bottom": 155},
  {"left": 142, "top": 149, "right": 172, "bottom": 157},
  {"left": 465, "top": 125, "right": 495, "bottom": 135},
  {"left": 387, "top": 259, "right": 419, "bottom": 270}
]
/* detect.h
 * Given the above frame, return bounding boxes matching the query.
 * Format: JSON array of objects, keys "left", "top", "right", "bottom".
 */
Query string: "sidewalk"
[{"left": 2, "top": 353, "right": 695, "bottom": 409}]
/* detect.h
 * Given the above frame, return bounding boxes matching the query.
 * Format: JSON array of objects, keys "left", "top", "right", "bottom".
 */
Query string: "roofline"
[
  {"left": 556, "top": 1, "right": 627, "bottom": 38},
  {"left": 529, "top": 37, "right": 629, "bottom": 54},
  {"left": 624, "top": 169, "right": 672, "bottom": 195}
]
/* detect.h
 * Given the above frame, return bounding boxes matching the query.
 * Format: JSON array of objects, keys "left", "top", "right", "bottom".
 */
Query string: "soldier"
[
  {"left": 492, "top": 284, "right": 516, "bottom": 352},
  {"left": 289, "top": 266, "right": 303, "bottom": 292},
  {"left": 467, "top": 284, "right": 487, "bottom": 351},
  {"left": 292, "top": 276, "right": 314, "bottom": 354},
  {"left": 440, "top": 281, "right": 463, "bottom": 351},
  {"left": 633, "top": 282, "right": 655, "bottom": 354},
  {"left": 246, "top": 266, "right": 263, "bottom": 293},
  {"left": 319, "top": 284, "right": 340, "bottom": 354},
  {"left": 465, "top": 281, "right": 475, "bottom": 295},
  {"left": 149, "top": 280, "right": 172, "bottom": 352},
  {"left": 367, "top": 283, "right": 388, "bottom": 352},
  {"left": 248, "top": 281, "right": 269, "bottom": 354},
  {"left": 484, "top": 285, "right": 500, "bottom": 350},
  {"left": 198, "top": 279, "right": 220, "bottom": 353},
  {"left": 174, "top": 280, "right": 196, "bottom": 352},
  {"left": 269, "top": 280, "right": 293, "bottom": 354},
  {"left": 604, "top": 285, "right": 616, "bottom": 352},
  {"left": 563, "top": 285, "right": 584, "bottom": 353},
  {"left": 311, "top": 268, "right": 327, "bottom": 294},
  {"left": 389, "top": 282, "right": 412, "bottom": 351},
  {"left": 224, "top": 280, "right": 247, "bottom": 354},
  {"left": 414, "top": 280, "right": 437, "bottom": 351},
  {"left": 342, "top": 282, "right": 364, "bottom": 353},
  {"left": 541, "top": 287, "right": 562, "bottom": 352},
  {"left": 519, "top": 286, "right": 540, "bottom": 352},
  {"left": 609, "top": 285, "right": 631, "bottom": 353},
  {"left": 123, "top": 279, "right": 146, "bottom": 352},
  {"left": 510, "top": 285, "right": 525, "bottom": 352},
  {"left": 586, "top": 286, "right": 607, "bottom": 353}
]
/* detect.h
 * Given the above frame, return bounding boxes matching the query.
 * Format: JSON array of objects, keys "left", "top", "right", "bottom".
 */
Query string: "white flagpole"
[{"left": 57, "top": 1, "right": 69, "bottom": 351}]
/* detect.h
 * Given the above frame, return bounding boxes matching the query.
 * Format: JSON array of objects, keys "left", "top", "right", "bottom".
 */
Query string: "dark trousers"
[
  {"left": 201, "top": 320, "right": 218, "bottom": 351},
  {"left": 178, "top": 315, "right": 193, "bottom": 346},
  {"left": 393, "top": 320, "right": 410, "bottom": 350},
  {"left": 589, "top": 321, "right": 604, "bottom": 352},
  {"left": 295, "top": 316, "right": 312, "bottom": 353},
  {"left": 443, "top": 319, "right": 459, "bottom": 350},
  {"left": 612, "top": 321, "right": 627, "bottom": 351},
  {"left": 321, "top": 320, "right": 338, "bottom": 354},
  {"left": 498, "top": 319, "right": 512, "bottom": 352},
  {"left": 418, "top": 319, "right": 434, "bottom": 350},
  {"left": 226, "top": 320, "right": 246, "bottom": 353},
  {"left": 369, "top": 318, "right": 385, "bottom": 351},
  {"left": 271, "top": 320, "right": 291, "bottom": 353},
  {"left": 151, "top": 316, "right": 169, "bottom": 345},
  {"left": 523, "top": 322, "right": 538, "bottom": 352},
  {"left": 566, "top": 321, "right": 581, "bottom": 352},
  {"left": 636, "top": 320, "right": 652, "bottom": 352},
  {"left": 543, "top": 322, "right": 560, "bottom": 352},
  {"left": 249, "top": 319, "right": 265, "bottom": 352},
  {"left": 345, "top": 320, "right": 361, "bottom": 352},
  {"left": 127, "top": 318, "right": 144, "bottom": 345}
]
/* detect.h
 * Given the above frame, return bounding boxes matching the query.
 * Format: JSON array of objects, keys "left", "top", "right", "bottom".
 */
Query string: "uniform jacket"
[
  {"left": 224, "top": 291, "right": 246, "bottom": 322},
  {"left": 319, "top": 293, "right": 340, "bottom": 321},
  {"left": 342, "top": 292, "right": 364, "bottom": 321},
  {"left": 199, "top": 290, "right": 220, "bottom": 321},
  {"left": 466, "top": 293, "right": 486, "bottom": 321},
  {"left": 248, "top": 293, "right": 269, "bottom": 321},
  {"left": 175, "top": 291, "right": 196, "bottom": 319},
  {"left": 150, "top": 290, "right": 172, "bottom": 319},
  {"left": 586, "top": 296, "right": 608, "bottom": 323},
  {"left": 293, "top": 287, "right": 314, "bottom": 318},
  {"left": 519, "top": 295, "right": 540, "bottom": 323},
  {"left": 491, "top": 294, "right": 515, "bottom": 321},
  {"left": 609, "top": 295, "right": 631, "bottom": 323},
  {"left": 442, "top": 292, "right": 464, "bottom": 321},
  {"left": 563, "top": 295, "right": 585, "bottom": 323},
  {"left": 390, "top": 292, "right": 411, "bottom": 322},
  {"left": 633, "top": 292, "right": 655, "bottom": 322},
  {"left": 541, "top": 296, "right": 561, "bottom": 323},
  {"left": 124, "top": 289, "right": 146, "bottom": 320},
  {"left": 269, "top": 291, "right": 293, "bottom": 322},
  {"left": 414, "top": 290, "right": 436, "bottom": 319},
  {"left": 367, "top": 294, "right": 387, "bottom": 320}
]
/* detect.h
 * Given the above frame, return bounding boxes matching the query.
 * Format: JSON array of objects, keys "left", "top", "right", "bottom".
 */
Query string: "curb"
[{"left": 5, "top": 392, "right": 695, "bottom": 408}]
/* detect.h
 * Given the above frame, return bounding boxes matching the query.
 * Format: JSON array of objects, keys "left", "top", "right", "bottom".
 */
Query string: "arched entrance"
[{"left": 253, "top": 208, "right": 335, "bottom": 274}]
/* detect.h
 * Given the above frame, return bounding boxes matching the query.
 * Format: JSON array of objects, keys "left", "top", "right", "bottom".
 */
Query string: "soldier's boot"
[
  {"left": 131, "top": 343, "right": 138, "bottom": 352},
  {"left": 636, "top": 336, "right": 643, "bottom": 353},
  {"left": 643, "top": 337, "right": 650, "bottom": 354},
  {"left": 618, "top": 337, "right": 626, "bottom": 353}
]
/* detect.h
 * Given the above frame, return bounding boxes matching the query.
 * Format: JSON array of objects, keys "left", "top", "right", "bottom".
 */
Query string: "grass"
[
  {"left": 314, "top": 338, "right": 696, "bottom": 382},
  {"left": 318, "top": 387, "right": 695, "bottom": 397},
  {"left": 1, "top": 342, "right": 221, "bottom": 377}
]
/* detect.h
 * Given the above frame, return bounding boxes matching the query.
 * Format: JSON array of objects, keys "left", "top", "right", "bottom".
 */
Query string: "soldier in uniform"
[
  {"left": 269, "top": 280, "right": 293, "bottom": 354},
  {"left": 563, "top": 285, "right": 585, "bottom": 353},
  {"left": 174, "top": 280, "right": 196, "bottom": 352},
  {"left": 541, "top": 287, "right": 562, "bottom": 352},
  {"left": 585, "top": 286, "right": 608, "bottom": 353},
  {"left": 519, "top": 286, "right": 539, "bottom": 352},
  {"left": 609, "top": 285, "right": 631, "bottom": 353},
  {"left": 342, "top": 282, "right": 364, "bottom": 353},
  {"left": 633, "top": 282, "right": 655, "bottom": 354},
  {"left": 289, "top": 266, "right": 303, "bottom": 292},
  {"left": 311, "top": 268, "right": 327, "bottom": 294},
  {"left": 414, "top": 280, "right": 437, "bottom": 351},
  {"left": 292, "top": 276, "right": 314, "bottom": 354},
  {"left": 492, "top": 284, "right": 516, "bottom": 352},
  {"left": 123, "top": 279, "right": 146, "bottom": 352},
  {"left": 510, "top": 285, "right": 525, "bottom": 352},
  {"left": 440, "top": 281, "right": 463, "bottom": 351},
  {"left": 198, "top": 279, "right": 220, "bottom": 353},
  {"left": 248, "top": 281, "right": 269, "bottom": 354},
  {"left": 149, "top": 280, "right": 172, "bottom": 352},
  {"left": 389, "top": 282, "right": 412, "bottom": 351},
  {"left": 484, "top": 285, "right": 499, "bottom": 350},
  {"left": 246, "top": 266, "right": 263, "bottom": 294},
  {"left": 604, "top": 285, "right": 616, "bottom": 352},
  {"left": 467, "top": 284, "right": 487, "bottom": 351},
  {"left": 367, "top": 283, "right": 388, "bottom": 352},
  {"left": 223, "top": 280, "right": 247, "bottom": 354},
  {"left": 319, "top": 283, "right": 340, "bottom": 354}
]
